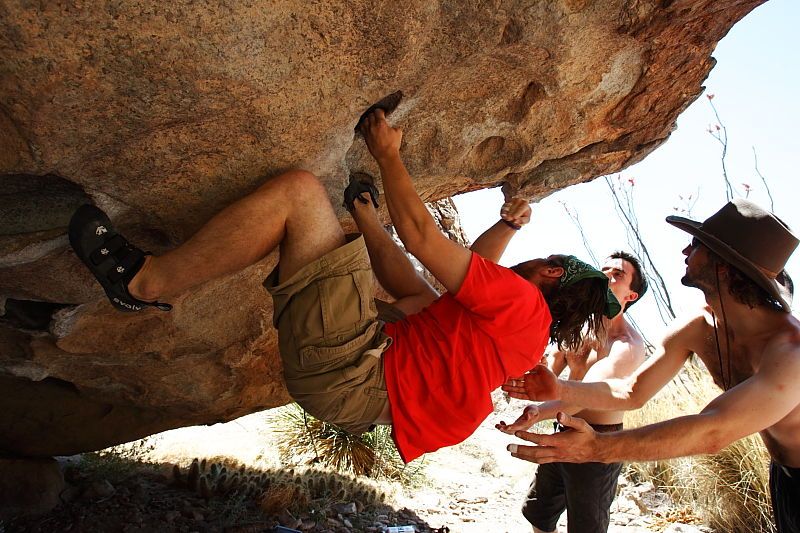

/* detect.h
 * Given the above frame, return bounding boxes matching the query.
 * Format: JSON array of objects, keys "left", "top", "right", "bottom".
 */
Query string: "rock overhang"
[{"left": 0, "top": 0, "right": 764, "bottom": 457}]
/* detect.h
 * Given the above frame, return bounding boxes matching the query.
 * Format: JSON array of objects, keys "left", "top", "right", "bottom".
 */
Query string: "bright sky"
[{"left": 453, "top": 0, "right": 800, "bottom": 339}]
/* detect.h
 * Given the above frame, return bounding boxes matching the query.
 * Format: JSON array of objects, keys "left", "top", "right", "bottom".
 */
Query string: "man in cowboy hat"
[{"left": 501, "top": 199, "right": 800, "bottom": 532}]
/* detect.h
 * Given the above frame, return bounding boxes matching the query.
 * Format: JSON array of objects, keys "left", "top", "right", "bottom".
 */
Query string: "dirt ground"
[{"left": 5, "top": 396, "right": 707, "bottom": 533}]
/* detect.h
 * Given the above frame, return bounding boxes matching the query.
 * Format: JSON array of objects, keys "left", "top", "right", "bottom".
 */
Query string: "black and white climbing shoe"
[
  {"left": 342, "top": 176, "right": 380, "bottom": 212},
  {"left": 68, "top": 205, "right": 172, "bottom": 312}
]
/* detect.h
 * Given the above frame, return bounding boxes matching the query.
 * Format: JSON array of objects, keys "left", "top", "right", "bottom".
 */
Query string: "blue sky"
[{"left": 453, "top": 0, "right": 800, "bottom": 337}]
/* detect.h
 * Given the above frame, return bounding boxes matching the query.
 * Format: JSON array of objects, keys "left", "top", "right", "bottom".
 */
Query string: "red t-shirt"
[{"left": 382, "top": 252, "right": 552, "bottom": 463}]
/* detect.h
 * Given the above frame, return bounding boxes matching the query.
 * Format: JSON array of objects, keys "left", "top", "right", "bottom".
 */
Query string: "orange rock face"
[{"left": 0, "top": 0, "right": 762, "bottom": 456}]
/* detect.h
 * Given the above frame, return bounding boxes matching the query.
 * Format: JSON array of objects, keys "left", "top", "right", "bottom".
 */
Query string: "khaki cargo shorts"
[{"left": 264, "top": 234, "right": 402, "bottom": 434}]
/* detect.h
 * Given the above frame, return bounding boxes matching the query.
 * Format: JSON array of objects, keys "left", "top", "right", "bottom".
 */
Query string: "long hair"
[
  {"left": 544, "top": 258, "right": 608, "bottom": 350},
  {"left": 707, "top": 252, "right": 795, "bottom": 311}
]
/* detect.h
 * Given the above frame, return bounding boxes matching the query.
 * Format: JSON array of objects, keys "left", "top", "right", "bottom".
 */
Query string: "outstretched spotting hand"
[
  {"left": 495, "top": 404, "right": 545, "bottom": 434},
  {"left": 360, "top": 109, "right": 403, "bottom": 165},
  {"left": 508, "top": 412, "right": 606, "bottom": 464},
  {"left": 502, "top": 364, "right": 561, "bottom": 401},
  {"left": 500, "top": 198, "right": 532, "bottom": 228}
]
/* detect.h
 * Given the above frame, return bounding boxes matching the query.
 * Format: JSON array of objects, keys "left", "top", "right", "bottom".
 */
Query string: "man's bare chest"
[
  {"left": 692, "top": 332, "right": 758, "bottom": 390},
  {"left": 566, "top": 342, "right": 610, "bottom": 380}
]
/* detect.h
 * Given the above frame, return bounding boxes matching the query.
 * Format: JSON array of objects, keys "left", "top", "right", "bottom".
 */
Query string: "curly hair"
[
  {"left": 544, "top": 257, "right": 608, "bottom": 351},
  {"left": 726, "top": 262, "right": 794, "bottom": 311},
  {"left": 694, "top": 247, "right": 795, "bottom": 311}
]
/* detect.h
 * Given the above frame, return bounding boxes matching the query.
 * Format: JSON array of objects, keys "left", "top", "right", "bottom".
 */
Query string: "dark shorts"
[
  {"left": 522, "top": 423, "right": 624, "bottom": 533},
  {"left": 264, "top": 235, "right": 403, "bottom": 435},
  {"left": 771, "top": 461, "right": 800, "bottom": 533}
]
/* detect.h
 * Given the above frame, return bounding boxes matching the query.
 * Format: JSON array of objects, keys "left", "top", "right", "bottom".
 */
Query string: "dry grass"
[
  {"left": 268, "top": 403, "right": 423, "bottom": 485},
  {"left": 624, "top": 362, "right": 774, "bottom": 533},
  {"left": 78, "top": 436, "right": 161, "bottom": 483}
]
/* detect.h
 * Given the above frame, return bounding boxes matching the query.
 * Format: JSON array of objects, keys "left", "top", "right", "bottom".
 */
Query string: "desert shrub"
[
  {"left": 624, "top": 362, "right": 774, "bottom": 532},
  {"left": 268, "top": 403, "right": 423, "bottom": 485},
  {"left": 78, "top": 436, "right": 160, "bottom": 482}
]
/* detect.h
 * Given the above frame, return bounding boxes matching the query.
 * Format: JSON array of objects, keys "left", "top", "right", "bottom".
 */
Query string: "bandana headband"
[{"left": 560, "top": 255, "right": 622, "bottom": 318}]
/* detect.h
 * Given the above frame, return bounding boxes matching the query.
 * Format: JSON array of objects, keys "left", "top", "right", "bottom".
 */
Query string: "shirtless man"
[
  {"left": 497, "top": 251, "right": 647, "bottom": 533},
  {"left": 502, "top": 199, "right": 800, "bottom": 532}
]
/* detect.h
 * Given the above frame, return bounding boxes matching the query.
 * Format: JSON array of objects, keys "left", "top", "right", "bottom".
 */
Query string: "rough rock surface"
[
  {"left": 0, "top": 457, "right": 65, "bottom": 520},
  {"left": 0, "top": 0, "right": 763, "bottom": 457}
]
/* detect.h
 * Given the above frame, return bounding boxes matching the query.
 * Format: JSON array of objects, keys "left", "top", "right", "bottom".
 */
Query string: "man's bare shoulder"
[
  {"left": 783, "top": 312, "right": 800, "bottom": 338},
  {"left": 663, "top": 306, "right": 713, "bottom": 346},
  {"left": 605, "top": 320, "right": 646, "bottom": 368},
  {"left": 615, "top": 317, "right": 644, "bottom": 345},
  {"left": 762, "top": 314, "right": 800, "bottom": 367},
  {"left": 608, "top": 320, "right": 646, "bottom": 361}
]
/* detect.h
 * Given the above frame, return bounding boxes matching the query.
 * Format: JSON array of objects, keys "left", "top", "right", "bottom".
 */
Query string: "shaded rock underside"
[{"left": 0, "top": 0, "right": 763, "bottom": 457}]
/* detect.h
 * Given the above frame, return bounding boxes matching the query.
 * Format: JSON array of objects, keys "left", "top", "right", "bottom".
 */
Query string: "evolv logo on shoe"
[{"left": 113, "top": 297, "right": 142, "bottom": 311}]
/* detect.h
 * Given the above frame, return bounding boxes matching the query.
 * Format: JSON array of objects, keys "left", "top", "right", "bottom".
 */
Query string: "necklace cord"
[{"left": 713, "top": 267, "right": 733, "bottom": 390}]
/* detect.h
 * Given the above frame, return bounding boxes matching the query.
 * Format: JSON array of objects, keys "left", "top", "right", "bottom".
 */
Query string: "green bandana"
[{"left": 560, "top": 255, "right": 622, "bottom": 318}]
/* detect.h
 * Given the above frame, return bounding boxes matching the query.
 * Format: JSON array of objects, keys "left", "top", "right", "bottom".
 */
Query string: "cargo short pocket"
[
  {"left": 365, "top": 386, "right": 388, "bottom": 399},
  {"left": 297, "top": 393, "right": 347, "bottom": 424},
  {"left": 317, "top": 262, "right": 374, "bottom": 340},
  {"left": 298, "top": 321, "right": 380, "bottom": 373}
]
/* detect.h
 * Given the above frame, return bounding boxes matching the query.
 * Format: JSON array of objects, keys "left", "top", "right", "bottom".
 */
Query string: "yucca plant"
[
  {"left": 268, "top": 403, "right": 423, "bottom": 484},
  {"left": 624, "top": 362, "right": 774, "bottom": 532}
]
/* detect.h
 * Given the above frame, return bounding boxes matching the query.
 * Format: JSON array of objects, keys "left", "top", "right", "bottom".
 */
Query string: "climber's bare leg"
[
  {"left": 128, "top": 170, "right": 345, "bottom": 300},
  {"left": 350, "top": 194, "right": 438, "bottom": 316}
]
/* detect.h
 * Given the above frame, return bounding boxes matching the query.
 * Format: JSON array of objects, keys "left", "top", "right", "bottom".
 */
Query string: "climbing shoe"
[
  {"left": 343, "top": 175, "right": 380, "bottom": 212},
  {"left": 68, "top": 204, "right": 172, "bottom": 312}
]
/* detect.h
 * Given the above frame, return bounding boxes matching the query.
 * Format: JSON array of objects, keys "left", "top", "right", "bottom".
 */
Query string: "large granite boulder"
[
  {"left": 0, "top": 0, "right": 763, "bottom": 458},
  {"left": 0, "top": 457, "right": 65, "bottom": 520}
]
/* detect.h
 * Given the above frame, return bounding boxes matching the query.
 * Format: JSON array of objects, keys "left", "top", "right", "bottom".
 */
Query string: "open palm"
[{"left": 502, "top": 364, "right": 561, "bottom": 401}]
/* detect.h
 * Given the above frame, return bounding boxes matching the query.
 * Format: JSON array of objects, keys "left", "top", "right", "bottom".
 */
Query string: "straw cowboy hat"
[{"left": 666, "top": 198, "right": 798, "bottom": 312}]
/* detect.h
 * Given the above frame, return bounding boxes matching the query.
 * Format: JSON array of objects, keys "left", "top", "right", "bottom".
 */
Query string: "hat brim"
[{"left": 667, "top": 215, "right": 792, "bottom": 312}]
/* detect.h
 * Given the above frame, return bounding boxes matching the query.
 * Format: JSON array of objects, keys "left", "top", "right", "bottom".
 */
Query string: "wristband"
[{"left": 502, "top": 219, "right": 522, "bottom": 231}]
